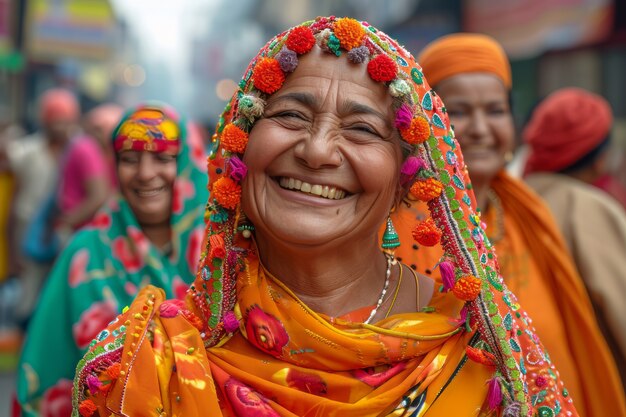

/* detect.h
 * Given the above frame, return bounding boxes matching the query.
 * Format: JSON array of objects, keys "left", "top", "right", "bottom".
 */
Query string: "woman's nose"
[
  {"left": 136, "top": 154, "right": 157, "bottom": 180},
  {"left": 293, "top": 126, "right": 343, "bottom": 169}
]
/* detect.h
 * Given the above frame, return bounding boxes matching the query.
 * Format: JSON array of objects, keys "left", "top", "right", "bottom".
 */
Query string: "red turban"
[
  {"left": 418, "top": 33, "right": 511, "bottom": 89},
  {"left": 523, "top": 88, "right": 613, "bottom": 174},
  {"left": 39, "top": 88, "right": 80, "bottom": 124}
]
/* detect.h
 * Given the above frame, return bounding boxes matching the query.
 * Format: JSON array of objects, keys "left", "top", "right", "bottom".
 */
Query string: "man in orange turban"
[{"left": 523, "top": 88, "right": 626, "bottom": 384}]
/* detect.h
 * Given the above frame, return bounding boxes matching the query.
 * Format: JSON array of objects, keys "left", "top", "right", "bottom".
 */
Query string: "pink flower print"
[
  {"left": 353, "top": 362, "right": 407, "bottom": 387},
  {"left": 172, "top": 177, "right": 195, "bottom": 214},
  {"left": 224, "top": 377, "right": 280, "bottom": 417},
  {"left": 40, "top": 378, "right": 73, "bottom": 417},
  {"left": 112, "top": 236, "right": 143, "bottom": 273},
  {"left": 68, "top": 249, "right": 90, "bottom": 287},
  {"left": 86, "top": 211, "right": 111, "bottom": 229},
  {"left": 186, "top": 227, "right": 205, "bottom": 273},
  {"left": 245, "top": 305, "right": 289, "bottom": 357},
  {"left": 73, "top": 301, "right": 118, "bottom": 349},
  {"left": 172, "top": 276, "right": 189, "bottom": 300},
  {"left": 127, "top": 226, "right": 149, "bottom": 258},
  {"left": 286, "top": 369, "right": 327, "bottom": 395},
  {"left": 124, "top": 281, "right": 138, "bottom": 295}
]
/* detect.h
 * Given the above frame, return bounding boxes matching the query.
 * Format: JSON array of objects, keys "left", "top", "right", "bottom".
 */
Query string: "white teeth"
[
  {"left": 310, "top": 184, "right": 323, "bottom": 196},
  {"left": 136, "top": 187, "right": 164, "bottom": 197},
  {"left": 278, "top": 177, "right": 347, "bottom": 200},
  {"left": 300, "top": 182, "right": 312, "bottom": 193}
]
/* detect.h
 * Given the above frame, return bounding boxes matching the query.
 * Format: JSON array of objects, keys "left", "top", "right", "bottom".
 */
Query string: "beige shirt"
[{"left": 526, "top": 172, "right": 626, "bottom": 383}]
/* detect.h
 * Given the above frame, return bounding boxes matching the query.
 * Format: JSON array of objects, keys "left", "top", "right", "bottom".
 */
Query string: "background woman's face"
[
  {"left": 117, "top": 150, "right": 177, "bottom": 226},
  {"left": 435, "top": 73, "right": 514, "bottom": 188},
  {"left": 241, "top": 47, "right": 403, "bottom": 249}
]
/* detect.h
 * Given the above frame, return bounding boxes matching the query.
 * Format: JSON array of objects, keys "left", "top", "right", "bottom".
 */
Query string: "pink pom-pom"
[
  {"left": 86, "top": 375, "right": 102, "bottom": 395},
  {"left": 395, "top": 103, "right": 413, "bottom": 130},
  {"left": 159, "top": 299, "right": 185, "bottom": 318},
  {"left": 228, "top": 155, "right": 248, "bottom": 182},
  {"left": 439, "top": 261, "right": 456, "bottom": 292},
  {"left": 487, "top": 376, "right": 503, "bottom": 411},
  {"left": 223, "top": 311, "right": 240, "bottom": 333},
  {"left": 400, "top": 156, "right": 425, "bottom": 177}
]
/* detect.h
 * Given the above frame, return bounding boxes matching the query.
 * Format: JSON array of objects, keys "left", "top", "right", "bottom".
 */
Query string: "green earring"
[{"left": 382, "top": 217, "right": 401, "bottom": 254}]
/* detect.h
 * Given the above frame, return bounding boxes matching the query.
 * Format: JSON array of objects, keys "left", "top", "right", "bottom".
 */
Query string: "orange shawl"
[
  {"left": 393, "top": 171, "right": 625, "bottom": 416},
  {"left": 73, "top": 18, "right": 578, "bottom": 417}
]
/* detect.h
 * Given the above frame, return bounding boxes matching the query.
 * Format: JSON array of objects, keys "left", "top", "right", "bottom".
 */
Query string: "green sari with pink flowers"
[{"left": 14, "top": 105, "right": 209, "bottom": 417}]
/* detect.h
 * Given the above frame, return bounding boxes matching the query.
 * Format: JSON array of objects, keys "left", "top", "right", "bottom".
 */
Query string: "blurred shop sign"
[
  {"left": 465, "top": 0, "right": 613, "bottom": 58},
  {"left": 0, "top": 0, "right": 23, "bottom": 72},
  {"left": 25, "top": 0, "right": 116, "bottom": 62}
]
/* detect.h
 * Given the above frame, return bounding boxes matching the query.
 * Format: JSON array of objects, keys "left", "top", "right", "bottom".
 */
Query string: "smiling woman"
[
  {"left": 73, "top": 18, "right": 578, "bottom": 416},
  {"left": 14, "top": 103, "right": 209, "bottom": 417}
]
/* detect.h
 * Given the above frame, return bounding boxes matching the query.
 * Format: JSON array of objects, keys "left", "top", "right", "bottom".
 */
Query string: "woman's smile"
[{"left": 277, "top": 176, "right": 347, "bottom": 200}]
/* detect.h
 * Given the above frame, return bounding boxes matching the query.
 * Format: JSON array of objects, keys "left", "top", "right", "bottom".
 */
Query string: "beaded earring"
[{"left": 381, "top": 217, "right": 401, "bottom": 256}]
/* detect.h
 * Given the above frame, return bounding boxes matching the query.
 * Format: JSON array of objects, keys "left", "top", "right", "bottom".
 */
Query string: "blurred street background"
[{"left": 1, "top": 0, "right": 625, "bottom": 415}]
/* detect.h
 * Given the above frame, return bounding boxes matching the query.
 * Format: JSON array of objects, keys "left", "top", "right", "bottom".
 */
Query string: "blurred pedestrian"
[
  {"left": 54, "top": 103, "right": 124, "bottom": 243},
  {"left": 1, "top": 88, "right": 80, "bottom": 327},
  {"left": 390, "top": 33, "right": 625, "bottom": 416},
  {"left": 523, "top": 87, "right": 626, "bottom": 384},
  {"left": 14, "top": 103, "right": 209, "bottom": 417}
]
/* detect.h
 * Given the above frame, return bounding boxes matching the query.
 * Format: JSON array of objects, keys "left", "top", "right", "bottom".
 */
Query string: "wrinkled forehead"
[{"left": 267, "top": 46, "right": 394, "bottom": 117}]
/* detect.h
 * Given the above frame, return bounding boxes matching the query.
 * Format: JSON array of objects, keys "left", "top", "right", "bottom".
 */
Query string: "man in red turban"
[{"left": 523, "top": 87, "right": 626, "bottom": 384}]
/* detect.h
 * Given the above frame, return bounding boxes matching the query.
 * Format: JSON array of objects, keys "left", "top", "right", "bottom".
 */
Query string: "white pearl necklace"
[{"left": 364, "top": 254, "right": 394, "bottom": 324}]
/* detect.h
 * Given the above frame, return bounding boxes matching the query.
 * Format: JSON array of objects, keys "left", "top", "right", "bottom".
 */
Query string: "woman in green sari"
[{"left": 14, "top": 103, "right": 209, "bottom": 417}]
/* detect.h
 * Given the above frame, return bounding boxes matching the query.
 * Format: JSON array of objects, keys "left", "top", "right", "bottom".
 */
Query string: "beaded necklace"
[{"left": 364, "top": 254, "right": 394, "bottom": 324}]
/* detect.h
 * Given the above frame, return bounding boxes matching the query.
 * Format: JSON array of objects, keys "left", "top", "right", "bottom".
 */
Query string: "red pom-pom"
[
  {"left": 367, "top": 54, "right": 397, "bottom": 82},
  {"left": 286, "top": 26, "right": 316, "bottom": 54},
  {"left": 466, "top": 346, "right": 497, "bottom": 367},
  {"left": 411, "top": 217, "right": 442, "bottom": 246},
  {"left": 78, "top": 399, "right": 98, "bottom": 417},
  {"left": 252, "top": 57, "right": 285, "bottom": 94},
  {"left": 410, "top": 178, "right": 444, "bottom": 201}
]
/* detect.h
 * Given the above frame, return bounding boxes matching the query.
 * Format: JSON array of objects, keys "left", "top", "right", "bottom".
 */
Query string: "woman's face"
[
  {"left": 241, "top": 47, "right": 403, "bottom": 249},
  {"left": 435, "top": 73, "right": 514, "bottom": 188},
  {"left": 117, "top": 150, "right": 177, "bottom": 226}
]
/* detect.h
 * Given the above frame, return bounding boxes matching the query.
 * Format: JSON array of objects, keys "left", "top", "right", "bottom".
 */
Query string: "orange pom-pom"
[
  {"left": 410, "top": 178, "right": 444, "bottom": 201},
  {"left": 400, "top": 116, "right": 431, "bottom": 145},
  {"left": 452, "top": 275, "right": 482, "bottom": 301},
  {"left": 252, "top": 57, "right": 285, "bottom": 94},
  {"left": 78, "top": 399, "right": 98, "bottom": 417},
  {"left": 333, "top": 18, "right": 366, "bottom": 51},
  {"left": 212, "top": 177, "right": 242, "bottom": 209},
  {"left": 221, "top": 124, "right": 248, "bottom": 153},
  {"left": 411, "top": 217, "right": 442, "bottom": 246},
  {"left": 106, "top": 363, "right": 121, "bottom": 379},
  {"left": 466, "top": 346, "right": 497, "bottom": 367}
]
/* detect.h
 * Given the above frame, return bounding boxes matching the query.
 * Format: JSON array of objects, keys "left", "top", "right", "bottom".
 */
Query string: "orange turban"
[
  {"left": 39, "top": 88, "right": 80, "bottom": 124},
  {"left": 418, "top": 33, "right": 511, "bottom": 89},
  {"left": 523, "top": 88, "right": 613, "bottom": 174}
]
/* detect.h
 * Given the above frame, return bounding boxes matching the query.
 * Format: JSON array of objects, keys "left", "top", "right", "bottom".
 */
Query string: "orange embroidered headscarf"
[
  {"left": 73, "top": 18, "right": 577, "bottom": 417},
  {"left": 418, "top": 33, "right": 512, "bottom": 89}
]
